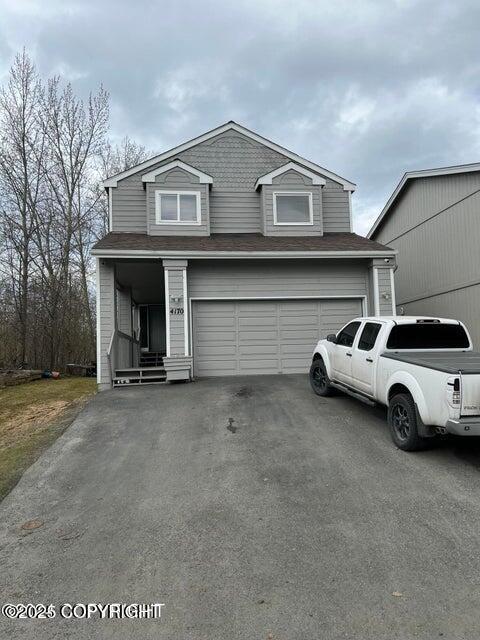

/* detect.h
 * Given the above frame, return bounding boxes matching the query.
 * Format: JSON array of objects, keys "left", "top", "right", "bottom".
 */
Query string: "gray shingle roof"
[{"left": 92, "top": 232, "right": 393, "bottom": 253}]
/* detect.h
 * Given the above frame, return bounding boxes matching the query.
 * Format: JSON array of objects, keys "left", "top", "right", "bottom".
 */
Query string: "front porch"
[{"left": 96, "top": 258, "right": 191, "bottom": 390}]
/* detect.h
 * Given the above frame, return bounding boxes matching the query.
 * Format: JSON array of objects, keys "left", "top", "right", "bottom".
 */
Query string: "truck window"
[
  {"left": 386, "top": 323, "right": 470, "bottom": 349},
  {"left": 336, "top": 321, "right": 361, "bottom": 347},
  {"left": 358, "top": 322, "right": 382, "bottom": 351}
]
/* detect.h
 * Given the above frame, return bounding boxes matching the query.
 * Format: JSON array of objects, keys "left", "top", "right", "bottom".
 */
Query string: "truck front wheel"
[
  {"left": 309, "top": 358, "right": 334, "bottom": 397},
  {"left": 388, "top": 393, "right": 428, "bottom": 451}
]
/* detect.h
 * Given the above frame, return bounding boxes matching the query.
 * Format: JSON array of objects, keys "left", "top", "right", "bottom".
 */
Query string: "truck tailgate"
[{"left": 461, "top": 374, "right": 480, "bottom": 416}]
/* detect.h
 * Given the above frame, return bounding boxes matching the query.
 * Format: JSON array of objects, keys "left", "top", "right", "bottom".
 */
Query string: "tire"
[
  {"left": 388, "top": 393, "right": 429, "bottom": 451},
  {"left": 309, "top": 358, "right": 334, "bottom": 397}
]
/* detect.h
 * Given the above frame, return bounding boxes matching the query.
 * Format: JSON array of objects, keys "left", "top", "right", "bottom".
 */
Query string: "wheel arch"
[
  {"left": 386, "top": 372, "right": 430, "bottom": 424},
  {"left": 312, "top": 344, "right": 333, "bottom": 378}
]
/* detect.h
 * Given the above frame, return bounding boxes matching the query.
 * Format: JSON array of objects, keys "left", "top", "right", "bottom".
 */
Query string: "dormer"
[
  {"left": 255, "top": 162, "right": 326, "bottom": 236},
  {"left": 142, "top": 160, "right": 213, "bottom": 236}
]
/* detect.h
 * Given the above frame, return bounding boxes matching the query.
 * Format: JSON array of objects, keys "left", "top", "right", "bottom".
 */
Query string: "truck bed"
[{"left": 381, "top": 351, "right": 480, "bottom": 374}]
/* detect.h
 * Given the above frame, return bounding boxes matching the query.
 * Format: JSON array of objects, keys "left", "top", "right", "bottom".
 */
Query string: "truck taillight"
[
  {"left": 453, "top": 377, "right": 460, "bottom": 404},
  {"left": 447, "top": 376, "right": 461, "bottom": 406}
]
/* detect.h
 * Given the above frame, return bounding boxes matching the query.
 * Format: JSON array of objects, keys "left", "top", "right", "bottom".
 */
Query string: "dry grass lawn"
[{"left": 0, "top": 377, "right": 96, "bottom": 500}]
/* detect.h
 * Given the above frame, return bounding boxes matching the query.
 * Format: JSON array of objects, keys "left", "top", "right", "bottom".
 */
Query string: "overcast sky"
[{"left": 1, "top": 0, "right": 479, "bottom": 234}]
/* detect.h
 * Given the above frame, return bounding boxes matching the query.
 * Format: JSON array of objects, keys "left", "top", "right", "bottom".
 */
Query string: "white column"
[{"left": 162, "top": 260, "right": 192, "bottom": 382}]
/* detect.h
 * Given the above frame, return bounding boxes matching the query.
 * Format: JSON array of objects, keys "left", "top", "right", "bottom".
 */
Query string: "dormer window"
[
  {"left": 273, "top": 192, "right": 313, "bottom": 225},
  {"left": 155, "top": 191, "right": 201, "bottom": 225}
]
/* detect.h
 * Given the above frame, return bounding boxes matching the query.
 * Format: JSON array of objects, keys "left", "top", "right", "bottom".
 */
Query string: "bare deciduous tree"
[
  {"left": 0, "top": 50, "right": 152, "bottom": 372},
  {"left": 93, "top": 136, "right": 150, "bottom": 237},
  {"left": 0, "top": 50, "right": 45, "bottom": 364}
]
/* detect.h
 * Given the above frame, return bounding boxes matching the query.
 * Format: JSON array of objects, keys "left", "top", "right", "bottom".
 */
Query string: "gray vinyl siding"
[
  {"left": 372, "top": 171, "right": 480, "bottom": 345},
  {"left": 192, "top": 298, "right": 362, "bottom": 376},
  {"left": 116, "top": 288, "right": 132, "bottom": 335},
  {"left": 97, "top": 259, "right": 115, "bottom": 385},
  {"left": 165, "top": 267, "right": 185, "bottom": 356},
  {"left": 261, "top": 170, "right": 323, "bottom": 236},
  {"left": 146, "top": 168, "right": 209, "bottom": 236},
  {"left": 380, "top": 189, "right": 480, "bottom": 307},
  {"left": 399, "top": 285, "right": 480, "bottom": 349},
  {"left": 209, "top": 190, "right": 262, "bottom": 232},
  {"left": 377, "top": 268, "right": 394, "bottom": 315},
  {"left": 111, "top": 177, "right": 147, "bottom": 233},
  {"left": 322, "top": 179, "right": 351, "bottom": 232},
  {"left": 110, "top": 129, "right": 350, "bottom": 234},
  {"left": 188, "top": 259, "right": 368, "bottom": 299}
]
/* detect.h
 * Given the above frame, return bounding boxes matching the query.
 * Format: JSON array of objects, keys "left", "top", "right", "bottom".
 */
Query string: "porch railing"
[{"left": 107, "top": 330, "right": 140, "bottom": 382}]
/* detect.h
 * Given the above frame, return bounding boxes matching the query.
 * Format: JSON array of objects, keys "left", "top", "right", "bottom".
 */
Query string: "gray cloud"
[{"left": 1, "top": 0, "right": 479, "bottom": 233}]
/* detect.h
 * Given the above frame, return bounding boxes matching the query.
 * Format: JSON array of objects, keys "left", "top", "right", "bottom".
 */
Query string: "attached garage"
[{"left": 192, "top": 297, "right": 363, "bottom": 377}]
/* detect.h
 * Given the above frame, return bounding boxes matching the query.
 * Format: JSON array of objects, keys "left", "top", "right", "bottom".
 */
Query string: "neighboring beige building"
[{"left": 369, "top": 163, "right": 480, "bottom": 347}]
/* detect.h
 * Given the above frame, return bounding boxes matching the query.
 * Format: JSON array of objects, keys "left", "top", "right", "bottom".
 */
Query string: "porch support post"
[
  {"left": 96, "top": 258, "right": 116, "bottom": 391},
  {"left": 369, "top": 257, "right": 396, "bottom": 317},
  {"left": 162, "top": 259, "right": 192, "bottom": 382}
]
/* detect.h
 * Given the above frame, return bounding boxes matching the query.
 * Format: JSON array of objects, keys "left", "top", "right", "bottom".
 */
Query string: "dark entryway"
[{"left": 140, "top": 304, "right": 166, "bottom": 355}]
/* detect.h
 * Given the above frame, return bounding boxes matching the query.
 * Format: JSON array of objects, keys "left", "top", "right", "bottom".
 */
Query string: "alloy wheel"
[
  {"left": 392, "top": 404, "right": 410, "bottom": 440},
  {"left": 312, "top": 364, "right": 326, "bottom": 391}
]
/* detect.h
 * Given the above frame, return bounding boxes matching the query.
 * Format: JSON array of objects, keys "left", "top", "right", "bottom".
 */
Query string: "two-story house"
[{"left": 92, "top": 121, "right": 396, "bottom": 389}]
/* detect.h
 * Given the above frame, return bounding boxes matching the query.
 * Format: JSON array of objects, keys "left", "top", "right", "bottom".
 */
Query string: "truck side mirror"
[{"left": 326, "top": 333, "right": 337, "bottom": 343}]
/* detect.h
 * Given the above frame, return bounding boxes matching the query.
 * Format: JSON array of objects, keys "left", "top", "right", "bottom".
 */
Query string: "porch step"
[{"left": 113, "top": 366, "right": 167, "bottom": 387}]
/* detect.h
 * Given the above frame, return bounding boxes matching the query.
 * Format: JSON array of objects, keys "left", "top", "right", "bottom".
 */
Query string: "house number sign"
[{"left": 170, "top": 308, "right": 184, "bottom": 315}]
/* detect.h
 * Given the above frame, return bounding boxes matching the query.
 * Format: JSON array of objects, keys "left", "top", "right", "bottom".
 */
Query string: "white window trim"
[
  {"left": 255, "top": 162, "right": 326, "bottom": 189},
  {"left": 142, "top": 160, "right": 213, "bottom": 184},
  {"left": 272, "top": 191, "right": 314, "bottom": 226},
  {"left": 155, "top": 190, "right": 201, "bottom": 225}
]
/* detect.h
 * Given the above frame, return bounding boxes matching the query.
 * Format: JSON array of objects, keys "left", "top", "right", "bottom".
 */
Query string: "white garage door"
[{"left": 192, "top": 298, "right": 363, "bottom": 377}]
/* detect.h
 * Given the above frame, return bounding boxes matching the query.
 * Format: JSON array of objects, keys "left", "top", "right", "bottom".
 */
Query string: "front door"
[
  {"left": 140, "top": 304, "right": 166, "bottom": 354},
  {"left": 149, "top": 305, "right": 166, "bottom": 354}
]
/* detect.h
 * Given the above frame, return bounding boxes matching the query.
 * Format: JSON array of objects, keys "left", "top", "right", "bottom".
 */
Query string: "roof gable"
[
  {"left": 368, "top": 162, "right": 480, "bottom": 238},
  {"left": 104, "top": 121, "right": 356, "bottom": 191}
]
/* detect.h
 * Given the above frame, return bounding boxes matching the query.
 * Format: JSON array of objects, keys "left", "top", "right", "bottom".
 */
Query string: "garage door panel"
[
  {"left": 195, "top": 317, "right": 235, "bottom": 329},
  {"left": 280, "top": 317, "right": 317, "bottom": 327},
  {"left": 193, "top": 298, "right": 362, "bottom": 376},
  {"left": 239, "top": 345, "right": 279, "bottom": 356},
  {"left": 195, "top": 331, "right": 236, "bottom": 343},
  {"left": 280, "top": 358, "right": 313, "bottom": 372},
  {"left": 280, "top": 342, "right": 315, "bottom": 354},
  {"left": 239, "top": 333, "right": 278, "bottom": 344},
  {"left": 238, "top": 302, "right": 277, "bottom": 313},
  {"left": 239, "top": 359, "right": 278, "bottom": 372},
  {"left": 238, "top": 316, "right": 276, "bottom": 327},
  {"left": 195, "top": 345, "right": 237, "bottom": 357}
]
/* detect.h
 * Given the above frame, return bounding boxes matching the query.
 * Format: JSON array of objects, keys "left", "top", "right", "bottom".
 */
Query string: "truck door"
[
  {"left": 331, "top": 321, "right": 362, "bottom": 384},
  {"left": 351, "top": 321, "right": 383, "bottom": 395}
]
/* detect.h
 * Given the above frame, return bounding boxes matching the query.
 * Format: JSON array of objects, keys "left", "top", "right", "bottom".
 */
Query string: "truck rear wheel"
[
  {"left": 309, "top": 359, "right": 334, "bottom": 397},
  {"left": 388, "top": 393, "right": 428, "bottom": 451}
]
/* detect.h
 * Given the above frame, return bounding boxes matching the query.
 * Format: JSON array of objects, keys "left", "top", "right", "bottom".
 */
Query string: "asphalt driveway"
[{"left": 1, "top": 375, "right": 480, "bottom": 639}]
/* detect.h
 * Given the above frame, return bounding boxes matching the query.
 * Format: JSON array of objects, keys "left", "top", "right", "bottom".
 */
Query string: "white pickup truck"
[{"left": 310, "top": 316, "right": 480, "bottom": 451}]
